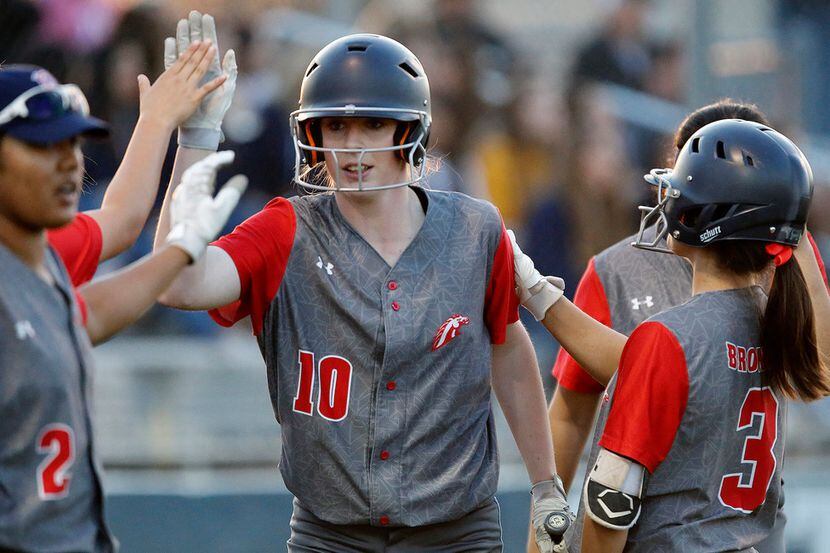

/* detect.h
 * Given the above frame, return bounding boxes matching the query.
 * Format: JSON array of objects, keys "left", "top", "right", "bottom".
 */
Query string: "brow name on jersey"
[{"left": 725, "top": 342, "right": 763, "bottom": 373}]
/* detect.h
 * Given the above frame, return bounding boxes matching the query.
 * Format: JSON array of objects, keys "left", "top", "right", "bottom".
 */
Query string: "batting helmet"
[
  {"left": 633, "top": 119, "right": 813, "bottom": 253},
  {"left": 290, "top": 33, "right": 431, "bottom": 192}
]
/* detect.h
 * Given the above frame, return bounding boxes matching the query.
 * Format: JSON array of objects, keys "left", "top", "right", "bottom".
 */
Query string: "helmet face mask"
[
  {"left": 632, "top": 119, "right": 813, "bottom": 254},
  {"left": 632, "top": 168, "right": 678, "bottom": 253},
  {"left": 291, "top": 34, "right": 432, "bottom": 193},
  {"left": 290, "top": 108, "right": 429, "bottom": 192}
]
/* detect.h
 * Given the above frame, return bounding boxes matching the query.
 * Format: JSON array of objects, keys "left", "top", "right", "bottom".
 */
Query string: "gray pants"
[{"left": 287, "top": 497, "right": 503, "bottom": 552}]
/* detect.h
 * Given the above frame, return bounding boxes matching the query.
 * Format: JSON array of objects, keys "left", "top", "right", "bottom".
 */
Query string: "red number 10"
[
  {"left": 718, "top": 387, "right": 779, "bottom": 513},
  {"left": 293, "top": 350, "right": 353, "bottom": 421}
]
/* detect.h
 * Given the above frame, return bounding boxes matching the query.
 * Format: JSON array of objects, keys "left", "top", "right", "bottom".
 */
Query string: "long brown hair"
[{"left": 710, "top": 242, "right": 828, "bottom": 401}]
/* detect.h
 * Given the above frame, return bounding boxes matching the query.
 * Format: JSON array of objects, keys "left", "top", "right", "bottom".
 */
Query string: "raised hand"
[
  {"left": 166, "top": 150, "right": 248, "bottom": 261},
  {"left": 137, "top": 41, "right": 227, "bottom": 131},
  {"left": 164, "top": 10, "right": 237, "bottom": 150}
]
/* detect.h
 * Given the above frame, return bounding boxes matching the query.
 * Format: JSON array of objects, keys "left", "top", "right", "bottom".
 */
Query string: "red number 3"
[
  {"left": 292, "top": 350, "right": 353, "bottom": 422},
  {"left": 36, "top": 424, "right": 75, "bottom": 500},
  {"left": 719, "top": 387, "right": 779, "bottom": 513}
]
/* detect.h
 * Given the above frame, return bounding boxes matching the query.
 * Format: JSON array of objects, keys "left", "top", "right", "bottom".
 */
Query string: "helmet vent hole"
[
  {"left": 691, "top": 137, "right": 700, "bottom": 153},
  {"left": 713, "top": 203, "right": 732, "bottom": 220},
  {"left": 399, "top": 62, "right": 420, "bottom": 78},
  {"left": 347, "top": 44, "right": 369, "bottom": 52},
  {"left": 716, "top": 140, "right": 726, "bottom": 159},
  {"left": 745, "top": 155, "right": 754, "bottom": 167},
  {"left": 305, "top": 63, "right": 319, "bottom": 77},
  {"left": 680, "top": 207, "right": 702, "bottom": 227}
]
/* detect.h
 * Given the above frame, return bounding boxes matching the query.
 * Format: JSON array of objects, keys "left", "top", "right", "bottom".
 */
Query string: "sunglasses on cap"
[{"left": 0, "top": 84, "right": 90, "bottom": 127}]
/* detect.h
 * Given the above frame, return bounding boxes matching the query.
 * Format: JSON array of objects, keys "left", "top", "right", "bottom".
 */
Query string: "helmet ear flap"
[
  {"left": 393, "top": 122, "right": 429, "bottom": 165},
  {"left": 300, "top": 120, "right": 323, "bottom": 165}
]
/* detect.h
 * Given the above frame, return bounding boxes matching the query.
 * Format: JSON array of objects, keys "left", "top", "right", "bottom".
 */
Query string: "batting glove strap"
[
  {"left": 524, "top": 276, "right": 565, "bottom": 321},
  {"left": 178, "top": 127, "right": 223, "bottom": 151},
  {"left": 166, "top": 222, "right": 207, "bottom": 263}
]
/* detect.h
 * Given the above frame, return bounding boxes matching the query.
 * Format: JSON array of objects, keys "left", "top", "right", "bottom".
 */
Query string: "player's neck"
[
  {"left": 689, "top": 251, "right": 756, "bottom": 295},
  {"left": 335, "top": 185, "right": 425, "bottom": 266},
  {"left": 0, "top": 217, "right": 50, "bottom": 279}
]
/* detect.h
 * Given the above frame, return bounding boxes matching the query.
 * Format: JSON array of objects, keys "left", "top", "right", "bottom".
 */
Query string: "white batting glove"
[
  {"left": 532, "top": 477, "right": 574, "bottom": 553},
  {"left": 164, "top": 10, "right": 237, "bottom": 150},
  {"left": 166, "top": 151, "right": 247, "bottom": 262},
  {"left": 507, "top": 230, "right": 565, "bottom": 321}
]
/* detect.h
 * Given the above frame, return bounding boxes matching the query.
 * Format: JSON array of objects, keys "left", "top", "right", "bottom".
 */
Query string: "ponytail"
[
  {"left": 711, "top": 241, "right": 829, "bottom": 401},
  {"left": 762, "top": 259, "right": 829, "bottom": 401}
]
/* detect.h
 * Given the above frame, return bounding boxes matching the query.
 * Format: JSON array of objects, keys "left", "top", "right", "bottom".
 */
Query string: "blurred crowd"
[{"left": 1, "top": 0, "right": 827, "bottom": 345}]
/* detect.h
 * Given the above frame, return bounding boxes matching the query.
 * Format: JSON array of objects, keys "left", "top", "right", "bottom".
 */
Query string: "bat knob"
[{"left": 544, "top": 511, "right": 571, "bottom": 543}]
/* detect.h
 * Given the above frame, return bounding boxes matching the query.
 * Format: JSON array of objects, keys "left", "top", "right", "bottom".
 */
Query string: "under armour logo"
[
  {"left": 16, "top": 320, "right": 36, "bottom": 340},
  {"left": 316, "top": 256, "right": 334, "bottom": 275},
  {"left": 630, "top": 296, "right": 654, "bottom": 310}
]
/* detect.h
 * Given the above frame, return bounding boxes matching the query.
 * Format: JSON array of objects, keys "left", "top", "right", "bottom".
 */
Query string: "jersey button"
[
  {"left": 388, "top": 281, "right": 398, "bottom": 291},
  {"left": 386, "top": 381, "right": 396, "bottom": 391},
  {"left": 380, "top": 450, "right": 390, "bottom": 460},
  {"left": 391, "top": 301, "right": 400, "bottom": 311},
  {"left": 379, "top": 515, "right": 390, "bottom": 526}
]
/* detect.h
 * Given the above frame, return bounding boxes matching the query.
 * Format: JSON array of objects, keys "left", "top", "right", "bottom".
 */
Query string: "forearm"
[
  {"left": 540, "top": 299, "right": 627, "bottom": 386},
  {"left": 153, "top": 145, "right": 215, "bottom": 305},
  {"left": 492, "top": 322, "right": 556, "bottom": 483},
  {"left": 550, "top": 385, "right": 602, "bottom": 492},
  {"left": 103, "top": 116, "right": 173, "bottom": 217},
  {"left": 154, "top": 145, "right": 213, "bottom": 250},
  {"left": 582, "top": 517, "right": 628, "bottom": 553},
  {"left": 91, "top": 117, "right": 174, "bottom": 259},
  {"left": 80, "top": 245, "right": 190, "bottom": 344}
]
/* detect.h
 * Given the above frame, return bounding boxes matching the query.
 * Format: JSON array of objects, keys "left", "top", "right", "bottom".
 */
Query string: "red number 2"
[
  {"left": 293, "top": 350, "right": 353, "bottom": 422},
  {"left": 718, "top": 387, "right": 779, "bottom": 513},
  {"left": 36, "top": 424, "right": 75, "bottom": 500}
]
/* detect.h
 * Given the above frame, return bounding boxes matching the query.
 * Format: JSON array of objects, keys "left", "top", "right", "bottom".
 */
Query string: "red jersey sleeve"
[
  {"left": 805, "top": 231, "right": 829, "bottom": 290},
  {"left": 485, "top": 223, "right": 521, "bottom": 344},
  {"left": 208, "top": 198, "right": 297, "bottom": 335},
  {"left": 599, "top": 321, "right": 689, "bottom": 473},
  {"left": 552, "top": 258, "right": 611, "bottom": 394},
  {"left": 47, "top": 213, "right": 103, "bottom": 287}
]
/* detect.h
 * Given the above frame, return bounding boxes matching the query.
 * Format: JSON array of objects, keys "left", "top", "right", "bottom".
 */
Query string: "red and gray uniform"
[
  {"left": 210, "top": 188, "right": 519, "bottom": 528},
  {"left": 596, "top": 288, "right": 784, "bottom": 551},
  {"left": 47, "top": 212, "right": 103, "bottom": 287},
  {"left": 553, "top": 229, "right": 827, "bottom": 393},
  {"left": 560, "top": 230, "right": 826, "bottom": 551},
  {"left": 0, "top": 242, "right": 114, "bottom": 552}
]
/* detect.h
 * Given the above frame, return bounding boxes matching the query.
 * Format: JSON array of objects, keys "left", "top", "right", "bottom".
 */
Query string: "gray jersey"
[
  {"left": 594, "top": 229, "right": 692, "bottom": 334},
  {"left": 553, "top": 229, "right": 692, "bottom": 393},
  {"left": 211, "top": 188, "right": 517, "bottom": 527},
  {"left": 0, "top": 244, "right": 113, "bottom": 552},
  {"left": 575, "top": 288, "right": 785, "bottom": 552}
]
